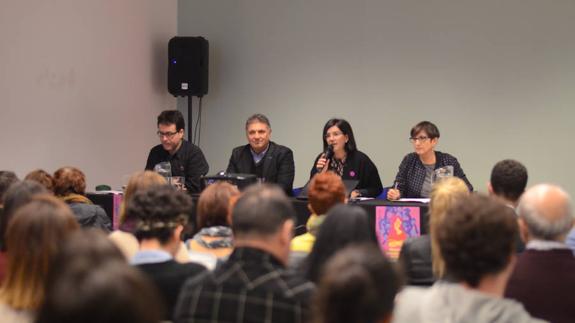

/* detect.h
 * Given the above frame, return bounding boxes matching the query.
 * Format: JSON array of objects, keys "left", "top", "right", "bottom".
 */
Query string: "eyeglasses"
[
  {"left": 325, "top": 131, "right": 343, "bottom": 139},
  {"left": 157, "top": 131, "right": 179, "bottom": 139},
  {"left": 409, "top": 136, "right": 430, "bottom": 143}
]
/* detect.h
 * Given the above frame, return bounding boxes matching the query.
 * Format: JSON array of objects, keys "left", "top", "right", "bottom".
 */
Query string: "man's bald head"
[{"left": 517, "top": 184, "right": 574, "bottom": 241}]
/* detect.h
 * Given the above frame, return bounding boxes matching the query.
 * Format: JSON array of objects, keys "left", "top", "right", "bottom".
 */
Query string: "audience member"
[
  {"left": 505, "top": 184, "right": 575, "bottom": 323},
  {"left": 145, "top": 110, "right": 209, "bottom": 193},
  {"left": 0, "top": 195, "right": 79, "bottom": 323},
  {"left": 187, "top": 181, "right": 239, "bottom": 269},
  {"left": 399, "top": 177, "right": 469, "bottom": 286},
  {"left": 24, "top": 169, "right": 55, "bottom": 193},
  {"left": 53, "top": 166, "right": 111, "bottom": 232},
  {"left": 488, "top": 159, "right": 529, "bottom": 253},
  {"left": 303, "top": 204, "right": 375, "bottom": 284},
  {"left": 291, "top": 172, "right": 346, "bottom": 254},
  {"left": 488, "top": 159, "right": 528, "bottom": 209},
  {"left": 174, "top": 184, "right": 314, "bottom": 323},
  {"left": 393, "top": 194, "right": 545, "bottom": 323},
  {"left": 129, "top": 185, "right": 205, "bottom": 321},
  {"left": 0, "top": 171, "right": 19, "bottom": 208},
  {"left": 315, "top": 244, "right": 401, "bottom": 323},
  {"left": 0, "top": 180, "right": 47, "bottom": 283},
  {"left": 37, "top": 230, "right": 162, "bottom": 323},
  {"left": 109, "top": 171, "right": 168, "bottom": 260}
]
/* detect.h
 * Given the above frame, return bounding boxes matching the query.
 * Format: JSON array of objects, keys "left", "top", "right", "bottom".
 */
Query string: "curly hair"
[
  {"left": 437, "top": 194, "right": 517, "bottom": 287},
  {"left": 126, "top": 186, "right": 193, "bottom": 245},
  {"left": 53, "top": 167, "right": 86, "bottom": 196},
  {"left": 120, "top": 171, "right": 168, "bottom": 228},
  {"left": 196, "top": 182, "right": 239, "bottom": 229},
  {"left": 490, "top": 159, "right": 528, "bottom": 202},
  {"left": 308, "top": 172, "right": 346, "bottom": 215}
]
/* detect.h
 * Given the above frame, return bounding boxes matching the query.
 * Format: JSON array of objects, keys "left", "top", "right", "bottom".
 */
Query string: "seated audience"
[
  {"left": 303, "top": 204, "right": 375, "bottom": 284},
  {"left": 0, "top": 181, "right": 47, "bottom": 283},
  {"left": 291, "top": 171, "right": 346, "bottom": 254},
  {"left": 393, "top": 194, "right": 545, "bottom": 323},
  {"left": 187, "top": 181, "right": 239, "bottom": 269},
  {"left": 0, "top": 195, "right": 79, "bottom": 323},
  {"left": 174, "top": 184, "right": 315, "bottom": 323},
  {"left": 0, "top": 170, "right": 19, "bottom": 210},
  {"left": 108, "top": 170, "right": 168, "bottom": 260},
  {"left": 53, "top": 166, "right": 111, "bottom": 232},
  {"left": 488, "top": 159, "right": 529, "bottom": 253},
  {"left": 505, "top": 184, "right": 575, "bottom": 323},
  {"left": 24, "top": 169, "right": 54, "bottom": 193},
  {"left": 315, "top": 244, "right": 401, "bottom": 323},
  {"left": 37, "top": 229, "right": 162, "bottom": 323},
  {"left": 399, "top": 177, "right": 469, "bottom": 286},
  {"left": 129, "top": 186, "right": 205, "bottom": 321}
]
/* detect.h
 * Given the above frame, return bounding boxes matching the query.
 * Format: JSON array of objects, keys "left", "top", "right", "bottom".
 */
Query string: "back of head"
[
  {"left": 306, "top": 204, "right": 373, "bottom": 283},
  {"left": 127, "top": 185, "right": 193, "bottom": 245},
  {"left": 37, "top": 261, "right": 163, "bottom": 323},
  {"left": 231, "top": 184, "right": 295, "bottom": 239},
  {"left": 517, "top": 184, "right": 573, "bottom": 241},
  {"left": 0, "top": 180, "right": 48, "bottom": 251},
  {"left": 121, "top": 171, "right": 168, "bottom": 229},
  {"left": 0, "top": 170, "right": 19, "bottom": 204},
  {"left": 438, "top": 194, "right": 517, "bottom": 287},
  {"left": 1, "top": 195, "right": 79, "bottom": 310},
  {"left": 314, "top": 244, "right": 401, "bottom": 323},
  {"left": 25, "top": 169, "right": 55, "bottom": 193},
  {"left": 157, "top": 109, "right": 185, "bottom": 131},
  {"left": 308, "top": 172, "right": 346, "bottom": 215},
  {"left": 490, "top": 159, "right": 528, "bottom": 202},
  {"left": 197, "top": 181, "right": 240, "bottom": 229},
  {"left": 429, "top": 177, "right": 470, "bottom": 277},
  {"left": 53, "top": 166, "right": 86, "bottom": 196}
]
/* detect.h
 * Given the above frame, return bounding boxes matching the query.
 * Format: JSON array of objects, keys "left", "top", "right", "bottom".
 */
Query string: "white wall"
[
  {"left": 0, "top": 0, "right": 177, "bottom": 189},
  {"left": 178, "top": 0, "right": 575, "bottom": 195}
]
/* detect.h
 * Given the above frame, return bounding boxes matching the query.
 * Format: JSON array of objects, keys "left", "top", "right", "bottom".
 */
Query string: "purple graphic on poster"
[{"left": 375, "top": 206, "right": 420, "bottom": 259}]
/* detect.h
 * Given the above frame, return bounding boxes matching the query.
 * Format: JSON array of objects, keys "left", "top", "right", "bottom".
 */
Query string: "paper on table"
[{"left": 398, "top": 198, "right": 430, "bottom": 203}]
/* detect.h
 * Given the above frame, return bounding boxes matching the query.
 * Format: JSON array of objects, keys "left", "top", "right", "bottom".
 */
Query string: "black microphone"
[{"left": 318, "top": 145, "right": 334, "bottom": 172}]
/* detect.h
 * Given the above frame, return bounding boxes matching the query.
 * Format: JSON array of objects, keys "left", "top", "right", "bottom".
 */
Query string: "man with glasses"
[{"left": 145, "top": 110, "right": 208, "bottom": 193}]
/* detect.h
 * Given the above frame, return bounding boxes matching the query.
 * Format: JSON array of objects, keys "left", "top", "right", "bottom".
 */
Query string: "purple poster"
[{"left": 375, "top": 206, "right": 421, "bottom": 259}]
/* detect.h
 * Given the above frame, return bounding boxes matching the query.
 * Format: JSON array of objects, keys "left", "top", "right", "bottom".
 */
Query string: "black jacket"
[
  {"left": 310, "top": 150, "right": 383, "bottom": 198},
  {"left": 226, "top": 142, "right": 295, "bottom": 195},
  {"left": 393, "top": 151, "right": 473, "bottom": 198}
]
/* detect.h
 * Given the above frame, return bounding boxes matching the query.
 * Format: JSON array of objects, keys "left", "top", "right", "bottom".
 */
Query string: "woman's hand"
[
  {"left": 315, "top": 154, "right": 329, "bottom": 173},
  {"left": 387, "top": 188, "right": 401, "bottom": 200}
]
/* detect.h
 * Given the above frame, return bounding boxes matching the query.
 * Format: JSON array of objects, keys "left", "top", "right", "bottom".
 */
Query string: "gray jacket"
[{"left": 392, "top": 282, "right": 548, "bottom": 323}]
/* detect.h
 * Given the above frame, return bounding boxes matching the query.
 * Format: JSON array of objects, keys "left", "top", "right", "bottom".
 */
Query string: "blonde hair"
[
  {"left": 120, "top": 171, "right": 167, "bottom": 225},
  {"left": 429, "top": 177, "right": 469, "bottom": 278}
]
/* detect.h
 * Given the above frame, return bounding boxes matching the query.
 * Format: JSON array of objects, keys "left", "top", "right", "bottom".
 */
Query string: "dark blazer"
[
  {"left": 310, "top": 150, "right": 383, "bottom": 198},
  {"left": 505, "top": 248, "right": 575, "bottom": 323},
  {"left": 136, "top": 260, "right": 205, "bottom": 321},
  {"left": 393, "top": 151, "right": 473, "bottom": 198},
  {"left": 398, "top": 235, "right": 435, "bottom": 286},
  {"left": 226, "top": 141, "right": 295, "bottom": 195}
]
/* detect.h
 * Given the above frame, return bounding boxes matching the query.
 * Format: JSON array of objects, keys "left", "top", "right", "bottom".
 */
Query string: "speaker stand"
[{"left": 187, "top": 95, "right": 193, "bottom": 143}]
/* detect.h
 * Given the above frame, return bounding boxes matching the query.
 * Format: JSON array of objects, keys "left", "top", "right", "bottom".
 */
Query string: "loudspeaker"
[{"left": 168, "top": 36, "right": 208, "bottom": 97}]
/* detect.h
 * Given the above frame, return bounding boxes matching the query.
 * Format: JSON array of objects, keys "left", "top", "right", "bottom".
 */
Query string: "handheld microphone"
[
  {"left": 325, "top": 144, "right": 334, "bottom": 160},
  {"left": 318, "top": 145, "right": 334, "bottom": 172}
]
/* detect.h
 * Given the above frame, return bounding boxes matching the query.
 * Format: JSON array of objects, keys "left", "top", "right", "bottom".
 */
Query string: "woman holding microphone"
[
  {"left": 311, "top": 118, "right": 383, "bottom": 198},
  {"left": 387, "top": 121, "right": 473, "bottom": 200}
]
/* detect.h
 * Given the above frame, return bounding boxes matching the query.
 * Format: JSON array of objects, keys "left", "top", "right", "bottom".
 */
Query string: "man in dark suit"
[
  {"left": 505, "top": 184, "right": 575, "bottom": 323},
  {"left": 226, "top": 114, "right": 295, "bottom": 195}
]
